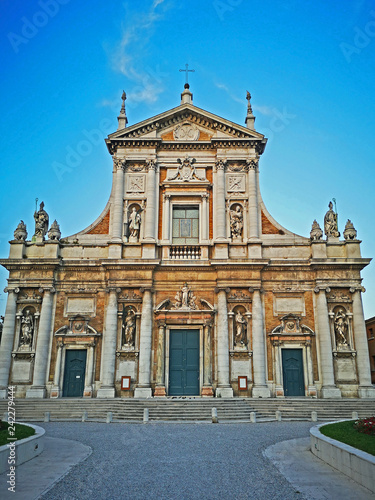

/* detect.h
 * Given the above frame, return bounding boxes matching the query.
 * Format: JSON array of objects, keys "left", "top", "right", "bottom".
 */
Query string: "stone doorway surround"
[
  {"left": 154, "top": 293, "right": 215, "bottom": 397},
  {"left": 269, "top": 314, "right": 317, "bottom": 398}
]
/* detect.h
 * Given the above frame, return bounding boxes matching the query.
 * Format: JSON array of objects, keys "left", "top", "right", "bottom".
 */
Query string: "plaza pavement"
[{"left": 0, "top": 421, "right": 372, "bottom": 500}]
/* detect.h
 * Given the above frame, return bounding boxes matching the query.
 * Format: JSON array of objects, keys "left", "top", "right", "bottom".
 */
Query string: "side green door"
[
  {"left": 282, "top": 349, "right": 305, "bottom": 396},
  {"left": 62, "top": 349, "right": 87, "bottom": 397},
  {"left": 169, "top": 329, "right": 199, "bottom": 396}
]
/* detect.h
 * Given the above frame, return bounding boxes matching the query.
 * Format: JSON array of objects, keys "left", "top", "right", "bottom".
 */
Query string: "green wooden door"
[
  {"left": 169, "top": 330, "right": 200, "bottom": 396},
  {"left": 62, "top": 349, "right": 87, "bottom": 397},
  {"left": 282, "top": 349, "right": 305, "bottom": 396}
]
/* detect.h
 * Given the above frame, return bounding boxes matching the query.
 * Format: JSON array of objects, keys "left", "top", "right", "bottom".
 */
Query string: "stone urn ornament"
[
  {"left": 14, "top": 220, "right": 27, "bottom": 241},
  {"left": 48, "top": 220, "right": 61, "bottom": 240}
]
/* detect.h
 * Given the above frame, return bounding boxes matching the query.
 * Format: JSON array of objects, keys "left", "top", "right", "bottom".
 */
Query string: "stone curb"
[
  {"left": 0, "top": 423, "right": 45, "bottom": 475},
  {"left": 310, "top": 420, "right": 375, "bottom": 493}
]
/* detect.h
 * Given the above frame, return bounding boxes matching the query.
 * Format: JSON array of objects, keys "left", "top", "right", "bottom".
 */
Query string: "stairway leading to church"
[{"left": 1, "top": 398, "right": 375, "bottom": 423}]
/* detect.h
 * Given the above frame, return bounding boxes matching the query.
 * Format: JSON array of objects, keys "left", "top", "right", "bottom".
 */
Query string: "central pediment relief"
[
  {"left": 106, "top": 104, "right": 265, "bottom": 146},
  {"left": 155, "top": 283, "right": 214, "bottom": 312}
]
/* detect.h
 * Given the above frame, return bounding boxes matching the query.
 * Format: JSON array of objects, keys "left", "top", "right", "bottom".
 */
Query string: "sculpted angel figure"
[{"left": 230, "top": 205, "right": 243, "bottom": 238}]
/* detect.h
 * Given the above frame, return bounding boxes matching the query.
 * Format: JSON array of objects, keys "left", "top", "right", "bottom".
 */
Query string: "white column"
[
  {"left": 162, "top": 194, "right": 170, "bottom": 241},
  {"left": 202, "top": 321, "right": 213, "bottom": 396},
  {"left": 214, "top": 160, "right": 226, "bottom": 241},
  {"left": 315, "top": 288, "right": 341, "bottom": 398},
  {"left": 84, "top": 344, "right": 95, "bottom": 398},
  {"left": 274, "top": 342, "right": 284, "bottom": 396},
  {"left": 252, "top": 289, "right": 270, "bottom": 397},
  {"left": 134, "top": 289, "right": 153, "bottom": 398},
  {"left": 111, "top": 158, "right": 125, "bottom": 241},
  {"left": 201, "top": 193, "right": 209, "bottom": 241},
  {"left": 0, "top": 288, "right": 19, "bottom": 398},
  {"left": 247, "top": 159, "right": 259, "bottom": 240},
  {"left": 50, "top": 342, "right": 63, "bottom": 398},
  {"left": 155, "top": 322, "right": 166, "bottom": 396},
  {"left": 27, "top": 287, "right": 55, "bottom": 398},
  {"left": 216, "top": 290, "right": 233, "bottom": 397},
  {"left": 97, "top": 288, "right": 118, "bottom": 398},
  {"left": 144, "top": 160, "right": 157, "bottom": 241},
  {"left": 352, "top": 289, "right": 375, "bottom": 397}
]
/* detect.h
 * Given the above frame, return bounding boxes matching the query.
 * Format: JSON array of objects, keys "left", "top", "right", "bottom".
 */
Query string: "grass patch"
[
  {"left": 0, "top": 421, "right": 35, "bottom": 446},
  {"left": 320, "top": 420, "right": 375, "bottom": 456}
]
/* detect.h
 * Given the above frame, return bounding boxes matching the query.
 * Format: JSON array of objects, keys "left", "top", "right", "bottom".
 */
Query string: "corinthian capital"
[
  {"left": 113, "top": 156, "right": 126, "bottom": 171},
  {"left": 146, "top": 159, "right": 158, "bottom": 172},
  {"left": 215, "top": 159, "right": 227, "bottom": 171},
  {"left": 246, "top": 158, "right": 259, "bottom": 170}
]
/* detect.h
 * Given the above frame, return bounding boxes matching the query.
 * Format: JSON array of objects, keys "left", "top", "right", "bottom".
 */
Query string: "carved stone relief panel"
[
  {"left": 126, "top": 175, "right": 145, "bottom": 193},
  {"left": 227, "top": 174, "right": 246, "bottom": 193}
]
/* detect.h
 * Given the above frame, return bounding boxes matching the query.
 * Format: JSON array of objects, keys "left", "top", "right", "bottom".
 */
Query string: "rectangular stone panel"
[
  {"left": 66, "top": 297, "right": 96, "bottom": 316},
  {"left": 11, "top": 360, "right": 32, "bottom": 383},
  {"left": 274, "top": 296, "right": 305, "bottom": 315}
]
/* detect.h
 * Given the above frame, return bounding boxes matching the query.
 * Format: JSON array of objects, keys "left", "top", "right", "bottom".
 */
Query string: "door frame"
[
  {"left": 281, "top": 348, "right": 305, "bottom": 397},
  {"left": 62, "top": 348, "right": 87, "bottom": 397},
  {"left": 165, "top": 326, "right": 204, "bottom": 396}
]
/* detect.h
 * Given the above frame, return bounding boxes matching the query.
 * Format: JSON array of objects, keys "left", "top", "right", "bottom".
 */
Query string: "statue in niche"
[
  {"left": 174, "top": 283, "right": 198, "bottom": 310},
  {"left": 343, "top": 220, "right": 357, "bottom": 240},
  {"left": 230, "top": 205, "right": 243, "bottom": 239},
  {"left": 122, "top": 307, "right": 136, "bottom": 347},
  {"left": 234, "top": 311, "right": 248, "bottom": 347},
  {"left": 128, "top": 207, "right": 142, "bottom": 241},
  {"left": 20, "top": 310, "right": 34, "bottom": 347},
  {"left": 14, "top": 220, "right": 27, "bottom": 241},
  {"left": 0, "top": 316, "right": 4, "bottom": 343},
  {"left": 34, "top": 202, "right": 49, "bottom": 239},
  {"left": 310, "top": 220, "right": 323, "bottom": 241},
  {"left": 48, "top": 220, "right": 61, "bottom": 240},
  {"left": 324, "top": 201, "right": 340, "bottom": 238},
  {"left": 334, "top": 308, "right": 349, "bottom": 347}
]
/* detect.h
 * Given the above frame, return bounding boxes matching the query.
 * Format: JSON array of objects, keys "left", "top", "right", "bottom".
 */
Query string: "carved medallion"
[{"left": 173, "top": 123, "right": 200, "bottom": 141}]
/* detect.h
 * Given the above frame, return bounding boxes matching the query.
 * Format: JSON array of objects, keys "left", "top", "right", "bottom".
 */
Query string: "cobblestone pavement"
[{"left": 39, "top": 421, "right": 316, "bottom": 500}]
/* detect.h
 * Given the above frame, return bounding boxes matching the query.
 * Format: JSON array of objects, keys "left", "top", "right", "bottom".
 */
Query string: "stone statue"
[
  {"left": 128, "top": 207, "right": 141, "bottom": 241},
  {"left": 343, "top": 220, "right": 357, "bottom": 240},
  {"left": 48, "top": 220, "right": 61, "bottom": 240},
  {"left": 14, "top": 220, "right": 27, "bottom": 241},
  {"left": 174, "top": 283, "right": 197, "bottom": 310},
  {"left": 20, "top": 310, "right": 34, "bottom": 347},
  {"left": 324, "top": 201, "right": 340, "bottom": 238},
  {"left": 234, "top": 311, "right": 247, "bottom": 347},
  {"left": 334, "top": 308, "right": 348, "bottom": 347},
  {"left": 230, "top": 205, "right": 243, "bottom": 239},
  {"left": 0, "top": 315, "right": 4, "bottom": 342},
  {"left": 310, "top": 220, "right": 323, "bottom": 241},
  {"left": 122, "top": 307, "right": 136, "bottom": 347},
  {"left": 34, "top": 202, "right": 49, "bottom": 239}
]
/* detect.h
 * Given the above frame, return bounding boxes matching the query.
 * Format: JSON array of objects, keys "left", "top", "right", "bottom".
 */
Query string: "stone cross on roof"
[{"left": 179, "top": 63, "right": 195, "bottom": 86}]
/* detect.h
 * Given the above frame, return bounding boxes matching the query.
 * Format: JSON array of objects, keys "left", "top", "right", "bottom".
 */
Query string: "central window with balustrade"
[{"left": 172, "top": 206, "right": 199, "bottom": 244}]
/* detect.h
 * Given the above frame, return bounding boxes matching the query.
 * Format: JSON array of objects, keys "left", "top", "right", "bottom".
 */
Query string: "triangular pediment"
[{"left": 107, "top": 103, "right": 265, "bottom": 143}]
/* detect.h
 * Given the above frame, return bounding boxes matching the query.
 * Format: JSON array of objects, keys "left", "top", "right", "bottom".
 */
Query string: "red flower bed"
[{"left": 354, "top": 417, "right": 375, "bottom": 436}]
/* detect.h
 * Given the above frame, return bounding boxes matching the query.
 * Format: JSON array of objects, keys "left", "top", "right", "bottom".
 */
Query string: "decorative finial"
[
  {"left": 310, "top": 220, "right": 323, "bottom": 241},
  {"left": 343, "top": 220, "right": 357, "bottom": 240},
  {"left": 117, "top": 90, "right": 128, "bottom": 130},
  {"left": 245, "top": 90, "right": 255, "bottom": 130}
]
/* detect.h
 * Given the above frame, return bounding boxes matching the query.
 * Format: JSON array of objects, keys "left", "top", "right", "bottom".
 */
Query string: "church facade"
[{"left": 0, "top": 85, "right": 374, "bottom": 400}]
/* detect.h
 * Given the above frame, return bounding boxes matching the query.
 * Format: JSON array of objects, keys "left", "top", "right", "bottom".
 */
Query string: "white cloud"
[{"left": 108, "top": 1, "right": 169, "bottom": 104}]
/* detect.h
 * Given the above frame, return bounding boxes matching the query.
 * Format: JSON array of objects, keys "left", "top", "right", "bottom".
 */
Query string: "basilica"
[{"left": 0, "top": 84, "right": 373, "bottom": 400}]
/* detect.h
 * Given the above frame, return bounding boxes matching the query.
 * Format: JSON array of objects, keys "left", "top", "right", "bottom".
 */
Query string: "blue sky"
[{"left": 0, "top": 0, "right": 374, "bottom": 317}]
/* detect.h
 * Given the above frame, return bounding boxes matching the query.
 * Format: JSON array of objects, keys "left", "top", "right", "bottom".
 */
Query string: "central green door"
[
  {"left": 62, "top": 349, "right": 87, "bottom": 397},
  {"left": 169, "top": 329, "right": 200, "bottom": 396},
  {"left": 282, "top": 349, "right": 305, "bottom": 396}
]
